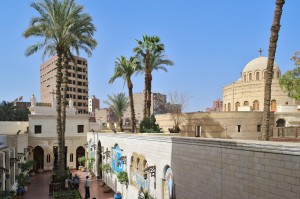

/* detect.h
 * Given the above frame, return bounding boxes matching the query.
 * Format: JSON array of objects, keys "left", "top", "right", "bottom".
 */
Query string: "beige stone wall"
[
  {"left": 0, "top": 121, "right": 29, "bottom": 134},
  {"left": 28, "top": 114, "right": 89, "bottom": 170},
  {"left": 155, "top": 112, "right": 274, "bottom": 140},
  {"left": 89, "top": 133, "right": 300, "bottom": 199},
  {"left": 223, "top": 80, "right": 300, "bottom": 112}
]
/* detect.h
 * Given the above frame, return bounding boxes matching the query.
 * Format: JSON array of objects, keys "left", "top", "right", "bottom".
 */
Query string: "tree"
[
  {"left": 262, "top": 0, "right": 285, "bottom": 141},
  {"left": 279, "top": 51, "right": 300, "bottom": 100},
  {"left": 104, "top": 93, "right": 129, "bottom": 132},
  {"left": 167, "top": 91, "right": 191, "bottom": 133},
  {"left": 23, "top": 0, "right": 97, "bottom": 174},
  {"left": 109, "top": 56, "right": 140, "bottom": 133},
  {"left": 134, "top": 35, "right": 165, "bottom": 119},
  {"left": 0, "top": 101, "right": 15, "bottom": 121}
]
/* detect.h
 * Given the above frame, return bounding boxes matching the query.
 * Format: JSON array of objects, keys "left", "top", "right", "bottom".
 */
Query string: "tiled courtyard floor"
[{"left": 21, "top": 170, "right": 115, "bottom": 199}]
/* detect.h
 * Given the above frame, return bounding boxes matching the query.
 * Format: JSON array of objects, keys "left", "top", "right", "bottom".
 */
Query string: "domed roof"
[{"left": 242, "top": 56, "right": 280, "bottom": 73}]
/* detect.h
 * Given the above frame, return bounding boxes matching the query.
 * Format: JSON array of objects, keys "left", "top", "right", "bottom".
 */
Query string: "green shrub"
[
  {"left": 139, "top": 114, "right": 162, "bottom": 133},
  {"left": 117, "top": 171, "right": 128, "bottom": 185},
  {"left": 101, "top": 164, "right": 111, "bottom": 173}
]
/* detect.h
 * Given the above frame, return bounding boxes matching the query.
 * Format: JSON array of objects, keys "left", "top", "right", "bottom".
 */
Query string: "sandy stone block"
[
  {"left": 277, "top": 154, "right": 292, "bottom": 162},
  {"left": 285, "top": 161, "right": 300, "bottom": 170},
  {"left": 291, "top": 170, "right": 300, "bottom": 178},
  {"left": 254, "top": 163, "right": 264, "bottom": 171},
  {"left": 270, "top": 173, "right": 284, "bottom": 181},
  {"left": 284, "top": 176, "right": 299, "bottom": 186},
  {"left": 265, "top": 165, "right": 278, "bottom": 173},
  {"left": 284, "top": 190, "right": 299, "bottom": 199},
  {"left": 292, "top": 185, "right": 300, "bottom": 194},
  {"left": 243, "top": 150, "right": 254, "bottom": 157},
  {"left": 277, "top": 168, "right": 292, "bottom": 176},
  {"left": 264, "top": 153, "right": 278, "bottom": 160},
  {"left": 254, "top": 152, "right": 264, "bottom": 158},
  {"left": 292, "top": 156, "right": 300, "bottom": 163},
  {"left": 278, "top": 181, "right": 292, "bottom": 191}
]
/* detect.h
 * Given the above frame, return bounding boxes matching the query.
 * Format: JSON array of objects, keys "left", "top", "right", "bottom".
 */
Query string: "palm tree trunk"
[
  {"left": 146, "top": 73, "right": 152, "bottom": 118},
  {"left": 144, "top": 51, "right": 150, "bottom": 119},
  {"left": 61, "top": 54, "right": 69, "bottom": 170},
  {"left": 56, "top": 49, "right": 64, "bottom": 174},
  {"left": 119, "top": 118, "right": 123, "bottom": 132},
  {"left": 127, "top": 80, "right": 136, "bottom": 133},
  {"left": 262, "top": 0, "right": 285, "bottom": 141}
]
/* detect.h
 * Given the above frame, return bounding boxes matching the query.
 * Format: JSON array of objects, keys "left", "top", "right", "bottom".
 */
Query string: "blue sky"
[{"left": 0, "top": 0, "right": 299, "bottom": 112}]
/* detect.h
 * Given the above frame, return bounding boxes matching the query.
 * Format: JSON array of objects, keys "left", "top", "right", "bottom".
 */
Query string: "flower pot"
[
  {"left": 103, "top": 185, "right": 111, "bottom": 193},
  {"left": 99, "top": 180, "right": 105, "bottom": 187}
]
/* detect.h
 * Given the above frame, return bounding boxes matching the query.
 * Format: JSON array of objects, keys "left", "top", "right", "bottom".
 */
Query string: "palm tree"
[
  {"left": 109, "top": 56, "right": 140, "bottom": 133},
  {"left": 60, "top": 2, "right": 97, "bottom": 156},
  {"left": 23, "top": 0, "right": 97, "bottom": 173},
  {"left": 138, "top": 188, "right": 154, "bottom": 199},
  {"left": 104, "top": 93, "right": 129, "bottom": 132},
  {"left": 262, "top": 0, "right": 285, "bottom": 141},
  {"left": 134, "top": 35, "right": 164, "bottom": 119},
  {"left": 0, "top": 101, "right": 15, "bottom": 121}
]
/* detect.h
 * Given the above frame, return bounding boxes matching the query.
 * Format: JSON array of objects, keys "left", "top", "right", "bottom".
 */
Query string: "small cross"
[{"left": 259, "top": 48, "right": 263, "bottom": 56}]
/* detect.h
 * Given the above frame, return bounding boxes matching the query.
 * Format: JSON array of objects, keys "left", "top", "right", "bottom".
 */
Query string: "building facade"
[
  {"left": 88, "top": 95, "right": 100, "bottom": 115},
  {"left": 223, "top": 56, "right": 299, "bottom": 112},
  {"left": 206, "top": 98, "right": 223, "bottom": 112},
  {"left": 123, "top": 92, "right": 167, "bottom": 123},
  {"left": 40, "top": 56, "right": 89, "bottom": 114}
]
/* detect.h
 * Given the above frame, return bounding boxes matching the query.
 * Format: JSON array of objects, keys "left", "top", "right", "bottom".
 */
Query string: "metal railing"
[{"left": 272, "top": 127, "right": 300, "bottom": 138}]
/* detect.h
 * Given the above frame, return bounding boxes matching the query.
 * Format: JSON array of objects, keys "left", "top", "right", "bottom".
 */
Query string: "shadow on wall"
[{"left": 181, "top": 112, "right": 232, "bottom": 139}]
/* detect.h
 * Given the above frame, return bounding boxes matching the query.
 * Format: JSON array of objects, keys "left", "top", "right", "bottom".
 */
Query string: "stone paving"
[{"left": 21, "top": 170, "right": 115, "bottom": 199}]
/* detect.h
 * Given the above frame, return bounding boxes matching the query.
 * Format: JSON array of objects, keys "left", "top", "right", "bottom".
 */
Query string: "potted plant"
[
  {"left": 88, "top": 158, "right": 95, "bottom": 177},
  {"left": 16, "top": 173, "right": 26, "bottom": 196},
  {"left": 117, "top": 171, "right": 128, "bottom": 185},
  {"left": 78, "top": 156, "right": 87, "bottom": 171},
  {"left": 101, "top": 164, "right": 111, "bottom": 174},
  {"left": 138, "top": 188, "right": 154, "bottom": 199}
]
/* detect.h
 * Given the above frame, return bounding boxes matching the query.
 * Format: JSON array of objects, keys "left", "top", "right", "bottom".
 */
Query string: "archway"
[
  {"left": 276, "top": 119, "right": 286, "bottom": 127},
  {"left": 271, "top": 100, "right": 277, "bottom": 112},
  {"left": 33, "top": 146, "right": 44, "bottom": 172},
  {"left": 163, "top": 165, "right": 175, "bottom": 199},
  {"left": 96, "top": 140, "right": 102, "bottom": 179},
  {"left": 76, "top": 146, "right": 85, "bottom": 169},
  {"left": 253, "top": 100, "right": 259, "bottom": 111}
]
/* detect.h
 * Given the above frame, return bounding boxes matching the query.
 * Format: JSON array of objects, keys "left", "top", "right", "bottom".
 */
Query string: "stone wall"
[
  {"left": 0, "top": 121, "right": 29, "bottom": 134},
  {"left": 155, "top": 112, "right": 274, "bottom": 140},
  {"left": 89, "top": 133, "right": 300, "bottom": 199}
]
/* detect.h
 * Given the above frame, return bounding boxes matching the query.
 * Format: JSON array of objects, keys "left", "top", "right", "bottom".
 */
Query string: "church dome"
[{"left": 242, "top": 56, "right": 280, "bottom": 73}]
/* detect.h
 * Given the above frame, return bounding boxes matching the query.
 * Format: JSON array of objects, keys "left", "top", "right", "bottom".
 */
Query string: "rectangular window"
[
  {"left": 257, "top": 125, "right": 261, "bottom": 132},
  {"left": 35, "top": 125, "right": 42, "bottom": 134},
  {"left": 237, "top": 125, "right": 241, "bottom": 132},
  {"left": 77, "top": 125, "right": 84, "bottom": 133}
]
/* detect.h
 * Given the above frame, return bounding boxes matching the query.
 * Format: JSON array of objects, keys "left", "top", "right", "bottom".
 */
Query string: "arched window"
[
  {"left": 228, "top": 103, "right": 231, "bottom": 112},
  {"left": 271, "top": 100, "right": 277, "bottom": 112},
  {"left": 249, "top": 73, "right": 252, "bottom": 81},
  {"left": 235, "top": 102, "right": 240, "bottom": 112},
  {"left": 244, "top": 74, "right": 246, "bottom": 82},
  {"left": 256, "top": 72, "right": 259, "bottom": 80},
  {"left": 136, "top": 158, "right": 140, "bottom": 170},
  {"left": 224, "top": 104, "right": 226, "bottom": 112},
  {"left": 253, "top": 100, "right": 259, "bottom": 111},
  {"left": 263, "top": 71, "right": 267, "bottom": 79},
  {"left": 70, "top": 153, "right": 73, "bottom": 162},
  {"left": 46, "top": 154, "right": 51, "bottom": 163},
  {"left": 244, "top": 101, "right": 249, "bottom": 106},
  {"left": 277, "top": 71, "right": 280, "bottom": 78}
]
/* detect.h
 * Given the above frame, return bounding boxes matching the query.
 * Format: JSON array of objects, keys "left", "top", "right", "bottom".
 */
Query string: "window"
[
  {"left": 277, "top": 71, "right": 280, "bottom": 78},
  {"left": 70, "top": 153, "right": 74, "bottom": 162},
  {"left": 243, "top": 74, "right": 246, "bottom": 82},
  {"left": 244, "top": 101, "right": 249, "bottom": 106},
  {"left": 249, "top": 73, "right": 252, "bottom": 81},
  {"left": 46, "top": 154, "right": 51, "bottom": 163},
  {"left": 257, "top": 125, "right": 261, "bottom": 132},
  {"left": 237, "top": 125, "right": 241, "bottom": 132},
  {"left": 235, "top": 102, "right": 240, "bottom": 112},
  {"left": 35, "top": 125, "right": 42, "bottom": 134},
  {"left": 256, "top": 72, "right": 259, "bottom": 80},
  {"left": 264, "top": 71, "right": 267, "bottom": 79},
  {"left": 271, "top": 100, "right": 277, "bottom": 112},
  {"left": 77, "top": 125, "right": 84, "bottom": 133},
  {"left": 228, "top": 103, "right": 231, "bottom": 112},
  {"left": 224, "top": 104, "right": 226, "bottom": 112},
  {"left": 253, "top": 100, "right": 259, "bottom": 111}
]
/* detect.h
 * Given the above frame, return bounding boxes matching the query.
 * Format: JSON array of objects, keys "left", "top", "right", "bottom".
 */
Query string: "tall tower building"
[
  {"left": 40, "top": 56, "right": 89, "bottom": 114},
  {"left": 88, "top": 95, "right": 100, "bottom": 115}
]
